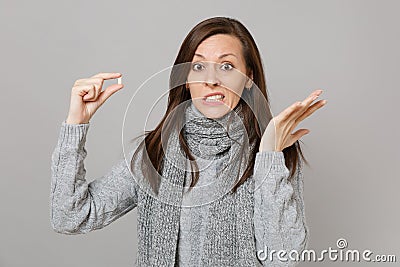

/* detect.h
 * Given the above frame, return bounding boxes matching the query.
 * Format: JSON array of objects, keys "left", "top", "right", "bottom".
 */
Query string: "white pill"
[{"left": 117, "top": 77, "right": 122, "bottom": 85}]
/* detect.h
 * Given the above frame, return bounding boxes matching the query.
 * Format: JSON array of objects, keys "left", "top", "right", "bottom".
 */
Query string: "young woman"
[{"left": 50, "top": 16, "right": 326, "bottom": 266}]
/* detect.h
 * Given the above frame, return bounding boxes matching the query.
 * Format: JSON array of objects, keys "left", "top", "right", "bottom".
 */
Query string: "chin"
[{"left": 198, "top": 105, "right": 234, "bottom": 119}]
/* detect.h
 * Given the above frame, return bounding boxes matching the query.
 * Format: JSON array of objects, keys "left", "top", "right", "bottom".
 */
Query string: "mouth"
[{"left": 203, "top": 93, "right": 225, "bottom": 103}]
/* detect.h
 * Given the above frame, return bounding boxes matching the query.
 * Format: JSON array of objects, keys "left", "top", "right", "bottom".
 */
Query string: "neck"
[{"left": 189, "top": 101, "right": 242, "bottom": 122}]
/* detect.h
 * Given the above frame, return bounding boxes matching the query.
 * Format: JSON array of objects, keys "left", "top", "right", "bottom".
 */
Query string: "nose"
[{"left": 204, "top": 64, "right": 220, "bottom": 87}]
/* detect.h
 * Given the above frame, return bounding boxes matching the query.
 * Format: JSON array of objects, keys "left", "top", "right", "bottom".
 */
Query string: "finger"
[
  {"left": 281, "top": 128, "right": 310, "bottom": 149},
  {"left": 291, "top": 129, "right": 310, "bottom": 143},
  {"left": 302, "top": 89, "right": 323, "bottom": 106},
  {"left": 296, "top": 99, "right": 327, "bottom": 123},
  {"left": 72, "top": 84, "right": 95, "bottom": 98},
  {"left": 97, "top": 84, "right": 124, "bottom": 105},
  {"left": 277, "top": 101, "right": 303, "bottom": 122},
  {"left": 82, "top": 86, "right": 97, "bottom": 101},
  {"left": 295, "top": 89, "right": 323, "bottom": 116},
  {"left": 91, "top": 72, "right": 122, "bottom": 80},
  {"left": 87, "top": 77, "right": 104, "bottom": 99},
  {"left": 284, "top": 100, "right": 326, "bottom": 138},
  {"left": 75, "top": 77, "right": 103, "bottom": 85},
  {"left": 78, "top": 77, "right": 115, "bottom": 99},
  {"left": 281, "top": 89, "right": 324, "bottom": 123}
]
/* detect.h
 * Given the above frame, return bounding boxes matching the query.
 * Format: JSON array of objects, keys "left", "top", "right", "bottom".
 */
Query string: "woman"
[{"left": 50, "top": 16, "right": 326, "bottom": 266}]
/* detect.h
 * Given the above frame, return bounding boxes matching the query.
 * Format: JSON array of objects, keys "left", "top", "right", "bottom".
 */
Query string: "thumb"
[
  {"left": 292, "top": 128, "right": 310, "bottom": 141},
  {"left": 97, "top": 84, "right": 124, "bottom": 105}
]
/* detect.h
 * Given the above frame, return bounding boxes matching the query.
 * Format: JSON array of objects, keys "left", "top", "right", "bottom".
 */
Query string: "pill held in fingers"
[{"left": 117, "top": 77, "right": 122, "bottom": 85}]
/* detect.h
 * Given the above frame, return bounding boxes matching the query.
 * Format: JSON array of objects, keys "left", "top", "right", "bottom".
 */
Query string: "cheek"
[
  {"left": 188, "top": 84, "right": 203, "bottom": 99},
  {"left": 220, "top": 74, "right": 247, "bottom": 96},
  {"left": 222, "top": 77, "right": 246, "bottom": 100},
  {"left": 225, "top": 88, "right": 244, "bottom": 103}
]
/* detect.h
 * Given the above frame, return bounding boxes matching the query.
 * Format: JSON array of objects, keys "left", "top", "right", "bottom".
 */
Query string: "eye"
[
  {"left": 220, "top": 62, "right": 234, "bottom": 71},
  {"left": 192, "top": 62, "right": 205, "bottom": 71}
]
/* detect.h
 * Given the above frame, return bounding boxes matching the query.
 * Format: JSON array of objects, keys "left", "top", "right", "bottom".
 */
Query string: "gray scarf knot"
[{"left": 183, "top": 102, "right": 245, "bottom": 160}]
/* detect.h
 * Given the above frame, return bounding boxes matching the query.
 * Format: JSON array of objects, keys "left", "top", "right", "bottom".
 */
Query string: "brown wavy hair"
[{"left": 130, "top": 16, "right": 308, "bottom": 195}]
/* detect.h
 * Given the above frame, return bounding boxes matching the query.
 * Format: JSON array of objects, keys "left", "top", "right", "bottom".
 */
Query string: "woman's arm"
[
  {"left": 253, "top": 151, "right": 309, "bottom": 266},
  {"left": 50, "top": 121, "right": 139, "bottom": 234}
]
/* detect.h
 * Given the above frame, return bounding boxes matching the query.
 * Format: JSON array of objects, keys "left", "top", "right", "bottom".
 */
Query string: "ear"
[{"left": 245, "top": 71, "right": 253, "bottom": 90}]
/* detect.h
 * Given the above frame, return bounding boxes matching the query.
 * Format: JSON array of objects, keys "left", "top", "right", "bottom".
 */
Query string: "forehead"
[{"left": 194, "top": 34, "right": 243, "bottom": 58}]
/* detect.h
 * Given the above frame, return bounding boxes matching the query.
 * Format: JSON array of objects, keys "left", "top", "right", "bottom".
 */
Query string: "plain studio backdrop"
[{"left": 1, "top": 0, "right": 399, "bottom": 266}]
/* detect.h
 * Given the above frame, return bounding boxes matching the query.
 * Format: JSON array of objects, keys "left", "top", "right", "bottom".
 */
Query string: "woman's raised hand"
[
  {"left": 259, "top": 89, "right": 327, "bottom": 152},
  {"left": 66, "top": 72, "right": 124, "bottom": 124}
]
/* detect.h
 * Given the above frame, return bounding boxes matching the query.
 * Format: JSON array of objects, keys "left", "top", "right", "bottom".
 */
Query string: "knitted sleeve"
[
  {"left": 50, "top": 121, "right": 139, "bottom": 234},
  {"left": 253, "top": 151, "right": 309, "bottom": 267}
]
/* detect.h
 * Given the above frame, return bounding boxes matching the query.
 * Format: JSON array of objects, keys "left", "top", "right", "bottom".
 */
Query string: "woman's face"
[{"left": 187, "top": 34, "right": 253, "bottom": 119}]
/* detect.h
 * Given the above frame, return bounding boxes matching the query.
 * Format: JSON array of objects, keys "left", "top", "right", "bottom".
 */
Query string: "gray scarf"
[
  {"left": 136, "top": 100, "right": 257, "bottom": 265},
  {"left": 158, "top": 101, "right": 252, "bottom": 204}
]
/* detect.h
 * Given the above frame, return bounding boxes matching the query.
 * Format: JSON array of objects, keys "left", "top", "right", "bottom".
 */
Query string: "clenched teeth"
[{"left": 205, "top": 95, "right": 224, "bottom": 101}]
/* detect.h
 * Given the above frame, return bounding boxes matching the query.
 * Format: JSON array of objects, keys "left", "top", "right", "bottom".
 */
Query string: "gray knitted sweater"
[{"left": 50, "top": 121, "right": 309, "bottom": 266}]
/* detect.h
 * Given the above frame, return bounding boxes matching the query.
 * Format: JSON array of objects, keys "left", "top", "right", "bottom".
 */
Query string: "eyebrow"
[{"left": 194, "top": 53, "right": 238, "bottom": 59}]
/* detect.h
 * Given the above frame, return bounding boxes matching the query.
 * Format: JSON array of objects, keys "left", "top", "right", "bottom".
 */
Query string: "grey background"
[{"left": 1, "top": 0, "right": 399, "bottom": 266}]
